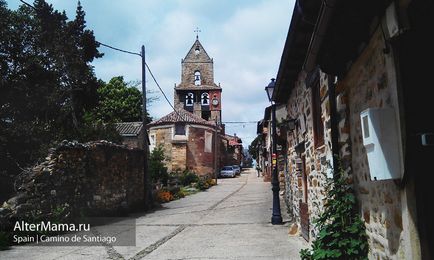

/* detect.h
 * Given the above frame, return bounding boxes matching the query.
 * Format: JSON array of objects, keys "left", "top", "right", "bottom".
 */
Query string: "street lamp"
[{"left": 265, "top": 78, "right": 283, "bottom": 225}]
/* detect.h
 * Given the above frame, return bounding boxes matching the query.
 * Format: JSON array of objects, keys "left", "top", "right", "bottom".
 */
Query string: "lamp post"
[{"left": 265, "top": 78, "right": 283, "bottom": 225}]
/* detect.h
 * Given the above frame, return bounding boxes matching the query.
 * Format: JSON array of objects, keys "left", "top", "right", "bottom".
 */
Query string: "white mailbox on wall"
[{"left": 360, "top": 107, "right": 402, "bottom": 180}]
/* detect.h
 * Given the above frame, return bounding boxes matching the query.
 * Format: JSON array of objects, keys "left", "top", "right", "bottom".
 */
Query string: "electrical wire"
[
  {"left": 95, "top": 41, "right": 186, "bottom": 121},
  {"left": 96, "top": 41, "right": 141, "bottom": 57}
]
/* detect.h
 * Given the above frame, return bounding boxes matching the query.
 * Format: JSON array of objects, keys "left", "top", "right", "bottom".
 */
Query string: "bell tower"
[{"left": 174, "top": 36, "right": 222, "bottom": 124}]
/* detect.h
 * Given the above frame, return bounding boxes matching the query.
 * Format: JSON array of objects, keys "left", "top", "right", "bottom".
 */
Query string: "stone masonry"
[{"left": 0, "top": 141, "right": 145, "bottom": 229}]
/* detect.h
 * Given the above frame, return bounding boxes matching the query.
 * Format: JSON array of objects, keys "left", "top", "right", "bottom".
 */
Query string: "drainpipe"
[
  {"left": 303, "top": 0, "right": 338, "bottom": 72},
  {"left": 328, "top": 75, "right": 340, "bottom": 175}
]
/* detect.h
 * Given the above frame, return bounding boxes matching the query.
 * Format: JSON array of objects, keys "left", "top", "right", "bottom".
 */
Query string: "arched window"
[
  {"left": 201, "top": 92, "right": 209, "bottom": 105},
  {"left": 185, "top": 93, "right": 194, "bottom": 106},
  {"left": 194, "top": 71, "right": 201, "bottom": 86}
]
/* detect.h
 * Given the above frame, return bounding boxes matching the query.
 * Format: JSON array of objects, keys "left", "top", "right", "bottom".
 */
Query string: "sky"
[{"left": 7, "top": 0, "right": 295, "bottom": 148}]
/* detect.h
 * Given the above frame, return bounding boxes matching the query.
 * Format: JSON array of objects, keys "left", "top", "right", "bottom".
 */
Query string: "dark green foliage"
[
  {"left": 0, "top": 1, "right": 122, "bottom": 184},
  {"left": 195, "top": 179, "right": 209, "bottom": 191},
  {"left": 300, "top": 163, "right": 368, "bottom": 260},
  {"left": 178, "top": 170, "right": 199, "bottom": 186},
  {"left": 86, "top": 76, "right": 152, "bottom": 124},
  {"left": 149, "top": 145, "right": 169, "bottom": 185},
  {"left": 248, "top": 135, "right": 260, "bottom": 161}
]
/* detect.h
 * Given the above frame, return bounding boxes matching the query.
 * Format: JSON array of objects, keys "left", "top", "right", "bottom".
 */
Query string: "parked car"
[
  {"left": 232, "top": 165, "right": 241, "bottom": 175},
  {"left": 220, "top": 166, "right": 236, "bottom": 178}
]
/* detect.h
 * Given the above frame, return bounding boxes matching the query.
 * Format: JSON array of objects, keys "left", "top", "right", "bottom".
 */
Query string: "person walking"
[{"left": 255, "top": 164, "right": 261, "bottom": 177}]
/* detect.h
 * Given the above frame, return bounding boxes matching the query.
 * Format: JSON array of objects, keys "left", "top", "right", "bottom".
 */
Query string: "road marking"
[{"left": 128, "top": 225, "right": 186, "bottom": 260}]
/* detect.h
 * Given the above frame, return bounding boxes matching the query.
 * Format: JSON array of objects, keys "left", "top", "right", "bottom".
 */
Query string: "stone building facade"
[
  {"left": 173, "top": 37, "right": 222, "bottom": 124},
  {"left": 147, "top": 109, "right": 217, "bottom": 178},
  {"left": 148, "top": 37, "right": 242, "bottom": 177},
  {"left": 264, "top": 0, "right": 433, "bottom": 258},
  {"left": 281, "top": 71, "right": 333, "bottom": 241}
]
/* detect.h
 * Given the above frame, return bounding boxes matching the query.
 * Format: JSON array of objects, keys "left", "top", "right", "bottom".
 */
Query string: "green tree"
[
  {"left": 149, "top": 145, "right": 169, "bottom": 185},
  {"left": 0, "top": 0, "right": 113, "bottom": 187},
  {"left": 87, "top": 76, "right": 153, "bottom": 124},
  {"left": 248, "top": 135, "right": 261, "bottom": 161}
]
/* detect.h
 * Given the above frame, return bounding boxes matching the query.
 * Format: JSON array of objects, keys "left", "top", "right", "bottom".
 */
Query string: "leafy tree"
[
  {"left": 248, "top": 135, "right": 261, "bottom": 161},
  {"left": 86, "top": 76, "right": 153, "bottom": 124},
  {"left": 149, "top": 145, "right": 169, "bottom": 185},
  {"left": 0, "top": 0, "right": 116, "bottom": 191},
  {"left": 300, "top": 162, "right": 368, "bottom": 260}
]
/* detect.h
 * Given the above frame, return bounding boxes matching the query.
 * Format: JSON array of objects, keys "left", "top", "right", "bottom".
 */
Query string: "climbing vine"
[{"left": 300, "top": 162, "right": 368, "bottom": 260}]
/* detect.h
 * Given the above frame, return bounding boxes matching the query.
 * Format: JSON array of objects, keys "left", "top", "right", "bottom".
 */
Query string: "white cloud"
[{"left": 7, "top": 0, "right": 294, "bottom": 147}]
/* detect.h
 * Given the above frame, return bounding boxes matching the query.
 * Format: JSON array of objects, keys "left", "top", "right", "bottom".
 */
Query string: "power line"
[
  {"left": 97, "top": 41, "right": 141, "bottom": 57},
  {"left": 145, "top": 63, "right": 180, "bottom": 119},
  {"left": 19, "top": 0, "right": 35, "bottom": 9},
  {"left": 223, "top": 121, "right": 257, "bottom": 124},
  {"left": 95, "top": 41, "right": 186, "bottom": 121}
]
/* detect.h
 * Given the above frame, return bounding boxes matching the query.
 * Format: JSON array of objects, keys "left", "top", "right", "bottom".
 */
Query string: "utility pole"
[{"left": 141, "top": 45, "right": 151, "bottom": 209}]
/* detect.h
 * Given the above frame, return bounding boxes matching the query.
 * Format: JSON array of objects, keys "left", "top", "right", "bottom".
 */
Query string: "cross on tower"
[{"left": 194, "top": 27, "right": 201, "bottom": 39}]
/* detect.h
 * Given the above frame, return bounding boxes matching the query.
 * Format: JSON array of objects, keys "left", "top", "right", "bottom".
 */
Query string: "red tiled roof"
[{"left": 147, "top": 109, "right": 216, "bottom": 127}]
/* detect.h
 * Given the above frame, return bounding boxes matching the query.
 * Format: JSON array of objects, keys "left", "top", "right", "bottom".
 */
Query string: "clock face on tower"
[{"left": 212, "top": 98, "right": 219, "bottom": 106}]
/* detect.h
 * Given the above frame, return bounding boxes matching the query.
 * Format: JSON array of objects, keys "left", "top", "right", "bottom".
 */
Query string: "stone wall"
[
  {"left": 0, "top": 141, "right": 145, "bottom": 224},
  {"left": 150, "top": 124, "right": 216, "bottom": 178},
  {"left": 341, "top": 27, "right": 406, "bottom": 259},
  {"left": 283, "top": 70, "right": 333, "bottom": 240}
]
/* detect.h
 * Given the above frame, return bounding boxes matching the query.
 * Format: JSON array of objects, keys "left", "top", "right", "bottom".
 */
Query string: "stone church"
[
  {"left": 173, "top": 36, "right": 222, "bottom": 124},
  {"left": 147, "top": 36, "right": 230, "bottom": 178}
]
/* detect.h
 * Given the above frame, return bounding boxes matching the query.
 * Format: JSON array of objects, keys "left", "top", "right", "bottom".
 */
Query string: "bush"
[
  {"left": 149, "top": 145, "right": 169, "bottom": 185},
  {"left": 156, "top": 190, "right": 173, "bottom": 203},
  {"left": 195, "top": 179, "right": 209, "bottom": 191},
  {"left": 300, "top": 162, "right": 368, "bottom": 260},
  {"left": 206, "top": 178, "right": 216, "bottom": 187},
  {"left": 173, "top": 190, "right": 186, "bottom": 199},
  {"left": 179, "top": 170, "right": 199, "bottom": 186}
]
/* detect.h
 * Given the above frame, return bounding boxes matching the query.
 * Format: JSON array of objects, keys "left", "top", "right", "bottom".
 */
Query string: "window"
[
  {"left": 175, "top": 123, "right": 186, "bottom": 135},
  {"left": 201, "top": 92, "right": 209, "bottom": 105},
  {"left": 149, "top": 134, "right": 156, "bottom": 151},
  {"left": 194, "top": 71, "right": 201, "bottom": 86},
  {"left": 195, "top": 46, "right": 200, "bottom": 55},
  {"left": 185, "top": 93, "right": 194, "bottom": 107},
  {"left": 311, "top": 80, "right": 324, "bottom": 147}
]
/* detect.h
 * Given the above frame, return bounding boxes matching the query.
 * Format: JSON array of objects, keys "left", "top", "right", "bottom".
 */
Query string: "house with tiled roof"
[
  {"left": 114, "top": 122, "right": 145, "bottom": 149},
  {"left": 147, "top": 108, "right": 218, "bottom": 177}
]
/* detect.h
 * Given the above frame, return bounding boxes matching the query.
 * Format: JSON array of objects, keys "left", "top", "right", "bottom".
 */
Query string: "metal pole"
[
  {"left": 271, "top": 103, "right": 283, "bottom": 224},
  {"left": 141, "top": 45, "right": 151, "bottom": 209},
  {"left": 214, "top": 118, "right": 218, "bottom": 184}
]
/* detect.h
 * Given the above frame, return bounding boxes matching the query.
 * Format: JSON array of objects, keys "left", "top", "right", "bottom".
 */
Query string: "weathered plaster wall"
[{"left": 187, "top": 126, "right": 215, "bottom": 177}]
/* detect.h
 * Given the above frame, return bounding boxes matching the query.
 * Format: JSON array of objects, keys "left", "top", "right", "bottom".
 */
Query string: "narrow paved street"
[{"left": 1, "top": 168, "right": 307, "bottom": 260}]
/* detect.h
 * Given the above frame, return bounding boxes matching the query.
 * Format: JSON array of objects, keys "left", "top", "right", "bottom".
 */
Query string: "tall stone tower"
[{"left": 174, "top": 36, "right": 222, "bottom": 124}]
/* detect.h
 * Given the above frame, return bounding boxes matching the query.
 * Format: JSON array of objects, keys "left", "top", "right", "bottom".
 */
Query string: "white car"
[
  {"left": 232, "top": 165, "right": 241, "bottom": 175},
  {"left": 220, "top": 166, "right": 236, "bottom": 178}
]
